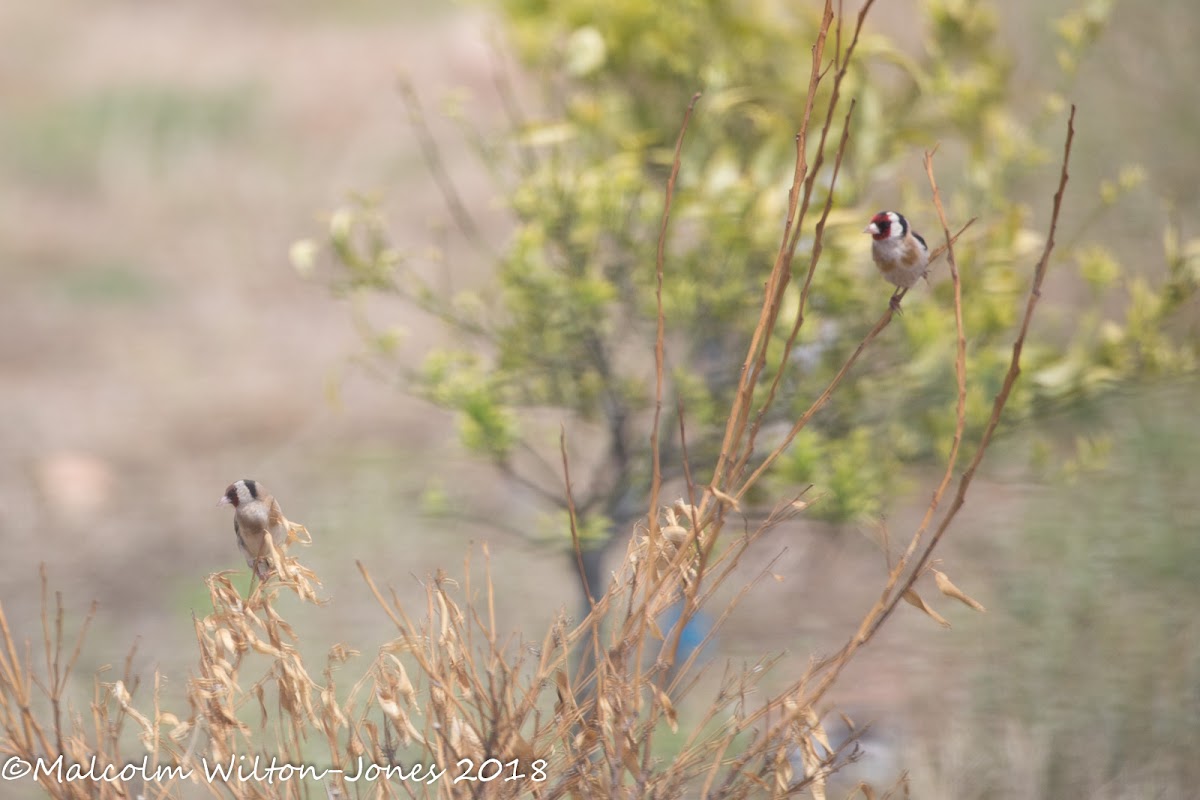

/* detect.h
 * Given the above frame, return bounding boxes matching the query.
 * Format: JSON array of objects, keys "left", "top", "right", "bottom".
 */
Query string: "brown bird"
[
  {"left": 217, "top": 479, "right": 289, "bottom": 580},
  {"left": 864, "top": 210, "right": 930, "bottom": 312}
]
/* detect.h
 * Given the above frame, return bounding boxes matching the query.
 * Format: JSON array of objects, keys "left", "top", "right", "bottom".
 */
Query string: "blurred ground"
[
  {"left": 1, "top": 1, "right": 1198, "bottom": 797},
  {"left": 0, "top": 0, "right": 531, "bottom": 669}
]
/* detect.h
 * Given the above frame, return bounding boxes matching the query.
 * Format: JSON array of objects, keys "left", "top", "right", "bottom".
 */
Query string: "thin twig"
[
  {"left": 648, "top": 91, "right": 702, "bottom": 541},
  {"left": 871, "top": 104, "right": 1077, "bottom": 633},
  {"left": 890, "top": 147, "right": 971, "bottom": 568},
  {"left": 816, "top": 104, "right": 1078, "bottom": 710},
  {"left": 710, "top": 0, "right": 837, "bottom": 497},
  {"left": 711, "top": 0, "right": 878, "bottom": 499},
  {"left": 712, "top": 105, "right": 1077, "bottom": 764},
  {"left": 735, "top": 213, "right": 973, "bottom": 504},
  {"left": 735, "top": 304, "right": 895, "bottom": 501},
  {"left": 737, "top": 100, "right": 857, "bottom": 480}
]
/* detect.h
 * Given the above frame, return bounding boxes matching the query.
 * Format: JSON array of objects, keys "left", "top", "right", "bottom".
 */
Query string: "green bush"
[{"left": 310, "top": 0, "right": 1196, "bottom": 532}]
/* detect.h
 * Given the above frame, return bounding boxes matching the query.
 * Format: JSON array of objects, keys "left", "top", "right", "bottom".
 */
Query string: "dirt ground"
[{"left": 0, "top": 0, "right": 531, "bottom": 694}]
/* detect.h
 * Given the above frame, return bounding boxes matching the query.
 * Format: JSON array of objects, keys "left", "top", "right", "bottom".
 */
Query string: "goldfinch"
[
  {"left": 864, "top": 210, "right": 930, "bottom": 311},
  {"left": 218, "top": 479, "right": 289, "bottom": 580}
]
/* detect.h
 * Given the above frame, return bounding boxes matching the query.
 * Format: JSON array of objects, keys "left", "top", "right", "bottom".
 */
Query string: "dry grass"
[{"left": 0, "top": 2, "right": 1082, "bottom": 797}]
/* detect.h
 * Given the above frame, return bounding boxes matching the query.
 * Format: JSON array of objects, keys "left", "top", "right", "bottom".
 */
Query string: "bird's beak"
[
  {"left": 217, "top": 495, "right": 231, "bottom": 506},
  {"left": 864, "top": 224, "right": 878, "bottom": 235}
]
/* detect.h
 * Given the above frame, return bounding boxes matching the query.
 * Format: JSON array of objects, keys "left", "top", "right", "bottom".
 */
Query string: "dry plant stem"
[
  {"left": 0, "top": 602, "right": 44, "bottom": 764},
  {"left": 736, "top": 0, "right": 881, "bottom": 482},
  {"left": 779, "top": 148, "right": 974, "bottom": 714},
  {"left": 890, "top": 148, "right": 970, "bottom": 570},
  {"left": 867, "top": 104, "right": 1078, "bottom": 633},
  {"left": 736, "top": 102, "right": 856, "bottom": 482},
  {"left": 734, "top": 305, "right": 896, "bottom": 502},
  {"left": 710, "top": 0, "right": 834, "bottom": 495},
  {"left": 484, "top": 543, "right": 498, "bottom": 660},
  {"left": 41, "top": 565, "right": 91, "bottom": 759},
  {"left": 638, "top": 544, "right": 786, "bottom": 777},
  {"left": 667, "top": 549, "right": 788, "bottom": 696},
  {"left": 675, "top": 398, "right": 703, "bottom": 540},
  {"left": 709, "top": 107, "right": 1076, "bottom": 769},
  {"left": 809, "top": 105, "right": 1077, "bottom": 713},
  {"left": 623, "top": 499, "right": 722, "bottom": 658},
  {"left": 711, "top": 0, "right": 877, "bottom": 501},
  {"left": 926, "top": 217, "right": 976, "bottom": 263},
  {"left": 648, "top": 91, "right": 702, "bottom": 543},
  {"left": 655, "top": 404, "right": 705, "bottom": 673},
  {"left": 734, "top": 213, "right": 977, "bottom": 505},
  {"left": 771, "top": 150, "right": 973, "bottom": 660},
  {"left": 617, "top": 91, "right": 700, "bottom": 753},
  {"left": 638, "top": 407, "right": 706, "bottom": 738}
]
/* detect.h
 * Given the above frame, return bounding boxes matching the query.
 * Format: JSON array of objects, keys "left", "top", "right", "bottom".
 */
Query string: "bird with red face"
[{"left": 864, "top": 210, "right": 930, "bottom": 312}]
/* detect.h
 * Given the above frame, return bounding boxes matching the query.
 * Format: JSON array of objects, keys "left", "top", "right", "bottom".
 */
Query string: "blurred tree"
[{"left": 300, "top": 0, "right": 1197, "bottom": 618}]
